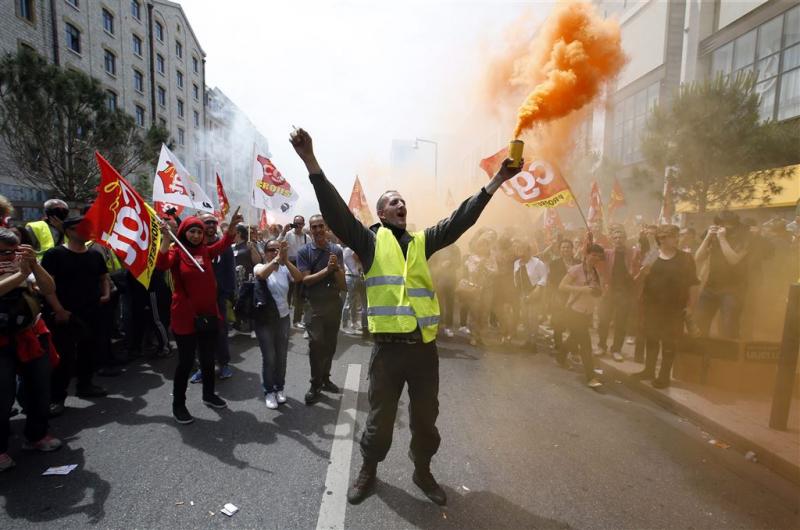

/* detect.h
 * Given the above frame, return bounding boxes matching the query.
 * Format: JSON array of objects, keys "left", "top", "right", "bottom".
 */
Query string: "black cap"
[{"left": 62, "top": 215, "right": 85, "bottom": 230}]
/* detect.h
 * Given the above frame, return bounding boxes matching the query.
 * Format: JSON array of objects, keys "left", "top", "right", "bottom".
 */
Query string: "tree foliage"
[
  {"left": 0, "top": 50, "right": 169, "bottom": 202},
  {"left": 640, "top": 73, "right": 800, "bottom": 212}
]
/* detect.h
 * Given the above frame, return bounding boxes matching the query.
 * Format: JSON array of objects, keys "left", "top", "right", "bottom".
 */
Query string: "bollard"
[{"left": 769, "top": 283, "right": 800, "bottom": 430}]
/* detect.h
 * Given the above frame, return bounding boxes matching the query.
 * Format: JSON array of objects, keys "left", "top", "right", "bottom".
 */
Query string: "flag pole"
[
  {"left": 556, "top": 165, "right": 590, "bottom": 231},
  {"left": 162, "top": 226, "right": 205, "bottom": 273}
]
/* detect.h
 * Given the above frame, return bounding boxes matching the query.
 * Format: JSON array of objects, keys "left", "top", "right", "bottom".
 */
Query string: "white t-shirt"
[
  {"left": 279, "top": 231, "right": 310, "bottom": 260},
  {"left": 513, "top": 257, "right": 548, "bottom": 287},
  {"left": 253, "top": 263, "right": 292, "bottom": 318},
  {"left": 343, "top": 247, "right": 362, "bottom": 276}
]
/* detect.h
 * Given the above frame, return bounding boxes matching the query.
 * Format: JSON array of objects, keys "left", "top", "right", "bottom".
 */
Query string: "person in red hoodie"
[{"left": 157, "top": 209, "right": 243, "bottom": 424}]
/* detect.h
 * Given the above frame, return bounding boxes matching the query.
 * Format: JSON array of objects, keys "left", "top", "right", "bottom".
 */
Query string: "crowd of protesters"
[{"left": 0, "top": 187, "right": 797, "bottom": 474}]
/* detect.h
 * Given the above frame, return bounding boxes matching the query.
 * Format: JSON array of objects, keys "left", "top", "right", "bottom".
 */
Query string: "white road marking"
[{"left": 316, "top": 363, "right": 362, "bottom": 530}]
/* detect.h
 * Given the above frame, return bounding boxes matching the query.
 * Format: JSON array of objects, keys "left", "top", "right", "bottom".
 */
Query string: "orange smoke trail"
[{"left": 513, "top": 1, "right": 626, "bottom": 138}]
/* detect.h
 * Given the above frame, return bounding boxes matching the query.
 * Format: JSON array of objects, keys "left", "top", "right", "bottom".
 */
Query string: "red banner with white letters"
[
  {"left": 480, "top": 148, "right": 572, "bottom": 207},
  {"left": 81, "top": 153, "right": 162, "bottom": 288}
]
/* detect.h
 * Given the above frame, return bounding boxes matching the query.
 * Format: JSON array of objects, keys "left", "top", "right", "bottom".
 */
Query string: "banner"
[
  {"left": 480, "top": 148, "right": 572, "bottom": 208},
  {"left": 607, "top": 177, "right": 625, "bottom": 218},
  {"left": 347, "top": 175, "right": 374, "bottom": 225},
  {"left": 258, "top": 209, "right": 268, "bottom": 231},
  {"left": 83, "top": 153, "right": 162, "bottom": 289},
  {"left": 543, "top": 207, "right": 564, "bottom": 233},
  {"left": 250, "top": 152, "right": 299, "bottom": 214},
  {"left": 153, "top": 144, "right": 214, "bottom": 213},
  {"left": 587, "top": 181, "right": 603, "bottom": 223},
  {"left": 215, "top": 172, "right": 230, "bottom": 220}
]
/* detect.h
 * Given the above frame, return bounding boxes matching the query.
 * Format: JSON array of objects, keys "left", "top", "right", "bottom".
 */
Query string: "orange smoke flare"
[{"left": 513, "top": 1, "right": 626, "bottom": 138}]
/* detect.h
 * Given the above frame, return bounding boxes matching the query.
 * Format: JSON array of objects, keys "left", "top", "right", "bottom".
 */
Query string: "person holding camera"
[
  {"left": 0, "top": 229, "right": 61, "bottom": 471},
  {"left": 279, "top": 216, "right": 310, "bottom": 328},
  {"left": 26, "top": 199, "right": 70, "bottom": 260},
  {"left": 558, "top": 243, "right": 605, "bottom": 388},
  {"left": 694, "top": 212, "right": 750, "bottom": 339},
  {"left": 156, "top": 208, "right": 243, "bottom": 425},
  {"left": 296, "top": 214, "right": 345, "bottom": 405}
]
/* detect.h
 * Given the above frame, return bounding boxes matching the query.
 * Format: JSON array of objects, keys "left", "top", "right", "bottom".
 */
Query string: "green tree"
[
  {"left": 0, "top": 50, "right": 169, "bottom": 203},
  {"left": 640, "top": 73, "right": 800, "bottom": 213}
]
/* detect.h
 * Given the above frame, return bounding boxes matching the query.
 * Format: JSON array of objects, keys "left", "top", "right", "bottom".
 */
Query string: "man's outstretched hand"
[
  {"left": 485, "top": 158, "right": 524, "bottom": 195},
  {"left": 289, "top": 128, "right": 321, "bottom": 174}
]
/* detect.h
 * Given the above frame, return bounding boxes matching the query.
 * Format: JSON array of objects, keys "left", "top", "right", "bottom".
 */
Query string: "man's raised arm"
[
  {"left": 424, "top": 158, "right": 524, "bottom": 258},
  {"left": 289, "top": 128, "right": 374, "bottom": 257}
]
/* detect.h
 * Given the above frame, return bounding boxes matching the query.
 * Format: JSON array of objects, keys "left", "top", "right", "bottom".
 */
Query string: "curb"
[{"left": 595, "top": 357, "right": 800, "bottom": 486}]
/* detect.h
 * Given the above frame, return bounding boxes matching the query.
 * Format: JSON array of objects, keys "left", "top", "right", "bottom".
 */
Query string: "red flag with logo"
[
  {"left": 587, "top": 181, "right": 603, "bottom": 223},
  {"left": 258, "top": 210, "right": 268, "bottom": 231},
  {"left": 607, "top": 177, "right": 625, "bottom": 218},
  {"left": 480, "top": 148, "right": 572, "bottom": 208},
  {"left": 81, "top": 153, "right": 162, "bottom": 288},
  {"left": 347, "top": 175, "right": 374, "bottom": 225},
  {"left": 216, "top": 172, "right": 230, "bottom": 220},
  {"left": 544, "top": 207, "right": 564, "bottom": 233}
]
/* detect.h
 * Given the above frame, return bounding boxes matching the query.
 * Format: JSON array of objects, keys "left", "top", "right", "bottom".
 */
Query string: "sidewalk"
[{"left": 592, "top": 338, "right": 800, "bottom": 485}]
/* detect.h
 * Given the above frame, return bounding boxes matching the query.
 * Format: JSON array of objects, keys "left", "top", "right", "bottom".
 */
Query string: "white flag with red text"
[
  {"left": 250, "top": 151, "right": 299, "bottom": 214},
  {"left": 153, "top": 144, "right": 214, "bottom": 213}
]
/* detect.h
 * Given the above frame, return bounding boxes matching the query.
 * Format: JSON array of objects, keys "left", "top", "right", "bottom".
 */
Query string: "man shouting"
[{"left": 290, "top": 128, "right": 522, "bottom": 506}]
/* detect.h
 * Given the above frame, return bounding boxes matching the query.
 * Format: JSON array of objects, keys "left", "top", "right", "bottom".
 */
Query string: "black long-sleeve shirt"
[{"left": 309, "top": 173, "right": 493, "bottom": 272}]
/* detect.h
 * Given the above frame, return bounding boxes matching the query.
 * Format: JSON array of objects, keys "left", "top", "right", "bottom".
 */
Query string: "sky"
[{"left": 179, "top": 0, "right": 551, "bottom": 216}]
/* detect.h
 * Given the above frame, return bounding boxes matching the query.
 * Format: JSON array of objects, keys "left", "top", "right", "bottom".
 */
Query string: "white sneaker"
[
  {"left": 250, "top": 331, "right": 256, "bottom": 339},
  {"left": 612, "top": 351, "right": 624, "bottom": 362},
  {"left": 593, "top": 347, "right": 605, "bottom": 356},
  {"left": 444, "top": 328, "right": 454, "bottom": 338},
  {"left": 458, "top": 326, "right": 471, "bottom": 336},
  {"left": 303, "top": 330, "right": 309, "bottom": 339},
  {"left": 587, "top": 378, "right": 603, "bottom": 388},
  {"left": 227, "top": 329, "right": 237, "bottom": 339},
  {"left": 276, "top": 390, "right": 287, "bottom": 404},
  {"left": 265, "top": 393, "right": 278, "bottom": 409}
]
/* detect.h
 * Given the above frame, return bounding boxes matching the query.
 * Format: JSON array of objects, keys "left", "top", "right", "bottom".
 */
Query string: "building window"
[
  {"left": 710, "top": 4, "right": 800, "bottom": 121},
  {"left": 16, "top": 0, "right": 35, "bottom": 22},
  {"left": 102, "top": 9, "right": 114, "bottom": 35},
  {"left": 178, "top": 128, "right": 185, "bottom": 145},
  {"left": 158, "top": 117, "right": 167, "bottom": 127},
  {"left": 65, "top": 23, "right": 81, "bottom": 54},
  {"left": 192, "top": 83, "right": 199, "bottom": 100},
  {"left": 18, "top": 42, "right": 36, "bottom": 54},
  {"left": 132, "top": 34, "right": 142, "bottom": 56},
  {"left": 192, "top": 56, "right": 199, "bottom": 73},
  {"left": 104, "top": 49, "right": 116, "bottom": 76},
  {"left": 157, "top": 85, "right": 166, "bottom": 107},
  {"left": 156, "top": 53, "right": 164, "bottom": 74},
  {"left": 154, "top": 20, "right": 164, "bottom": 42},
  {"left": 65, "top": 0, "right": 78, "bottom": 8},
  {"left": 131, "top": 0, "right": 140, "bottom": 20},
  {"left": 175, "top": 40, "right": 183, "bottom": 59},
  {"left": 106, "top": 90, "right": 117, "bottom": 111},
  {"left": 133, "top": 68, "right": 144, "bottom": 92},
  {"left": 193, "top": 110, "right": 199, "bottom": 127},
  {"left": 176, "top": 69, "right": 183, "bottom": 88},
  {"left": 611, "top": 81, "right": 660, "bottom": 165},
  {"left": 135, "top": 105, "right": 145, "bottom": 127},
  {"left": 177, "top": 98, "right": 184, "bottom": 118}
]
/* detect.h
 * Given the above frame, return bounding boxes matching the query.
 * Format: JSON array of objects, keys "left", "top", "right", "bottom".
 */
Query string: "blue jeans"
[
  {"left": 696, "top": 289, "right": 742, "bottom": 339},
  {"left": 1, "top": 345, "right": 51, "bottom": 453},
  {"left": 255, "top": 315, "right": 290, "bottom": 394}
]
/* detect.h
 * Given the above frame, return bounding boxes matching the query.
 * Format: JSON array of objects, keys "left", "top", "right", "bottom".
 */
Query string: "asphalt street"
[{"left": 1, "top": 329, "right": 798, "bottom": 529}]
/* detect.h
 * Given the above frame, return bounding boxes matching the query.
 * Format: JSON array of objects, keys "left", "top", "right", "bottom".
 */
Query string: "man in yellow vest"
[
  {"left": 290, "top": 128, "right": 522, "bottom": 506},
  {"left": 26, "top": 199, "right": 70, "bottom": 259}
]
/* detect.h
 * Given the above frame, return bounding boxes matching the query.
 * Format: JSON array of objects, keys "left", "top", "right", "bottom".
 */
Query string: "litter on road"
[
  {"left": 221, "top": 503, "right": 239, "bottom": 517},
  {"left": 708, "top": 439, "right": 731, "bottom": 449},
  {"left": 42, "top": 465, "right": 78, "bottom": 476}
]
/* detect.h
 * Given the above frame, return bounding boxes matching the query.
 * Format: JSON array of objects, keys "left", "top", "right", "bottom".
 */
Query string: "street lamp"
[{"left": 413, "top": 137, "right": 438, "bottom": 194}]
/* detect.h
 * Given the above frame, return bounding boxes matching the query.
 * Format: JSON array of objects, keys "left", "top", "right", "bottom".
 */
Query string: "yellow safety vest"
[
  {"left": 27, "top": 220, "right": 58, "bottom": 259},
  {"left": 365, "top": 227, "right": 440, "bottom": 343}
]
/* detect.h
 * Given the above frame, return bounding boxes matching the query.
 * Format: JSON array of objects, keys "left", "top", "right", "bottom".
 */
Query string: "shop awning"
[{"left": 676, "top": 164, "right": 800, "bottom": 213}]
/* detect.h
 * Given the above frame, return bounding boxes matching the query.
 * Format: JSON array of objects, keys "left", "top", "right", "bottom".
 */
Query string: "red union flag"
[
  {"left": 258, "top": 209, "right": 268, "bottom": 231},
  {"left": 607, "top": 177, "right": 625, "bottom": 218},
  {"left": 587, "top": 181, "right": 603, "bottom": 223},
  {"left": 480, "top": 148, "right": 572, "bottom": 208},
  {"left": 83, "top": 153, "right": 162, "bottom": 288},
  {"left": 216, "top": 172, "right": 230, "bottom": 219},
  {"left": 347, "top": 176, "right": 374, "bottom": 225}
]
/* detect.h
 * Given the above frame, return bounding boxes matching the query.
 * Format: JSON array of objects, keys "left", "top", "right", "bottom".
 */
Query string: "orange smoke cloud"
[{"left": 513, "top": 1, "right": 626, "bottom": 138}]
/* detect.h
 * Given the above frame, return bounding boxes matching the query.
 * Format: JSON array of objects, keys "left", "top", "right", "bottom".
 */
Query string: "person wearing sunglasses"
[
  {"left": 25, "top": 199, "right": 70, "bottom": 260},
  {"left": 253, "top": 240, "right": 303, "bottom": 409},
  {"left": 0, "top": 228, "right": 62, "bottom": 471}
]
